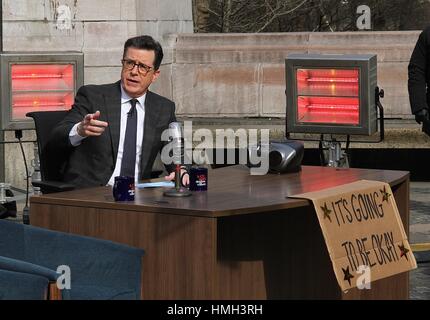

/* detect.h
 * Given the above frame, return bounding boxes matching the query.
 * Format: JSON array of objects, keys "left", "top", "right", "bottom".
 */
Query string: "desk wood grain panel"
[
  {"left": 30, "top": 166, "right": 410, "bottom": 299},
  {"left": 31, "top": 203, "right": 218, "bottom": 299},
  {"left": 218, "top": 207, "right": 340, "bottom": 299}
]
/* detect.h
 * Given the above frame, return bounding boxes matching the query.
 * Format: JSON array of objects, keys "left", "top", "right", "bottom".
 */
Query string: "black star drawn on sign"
[
  {"left": 398, "top": 243, "right": 410, "bottom": 261},
  {"left": 342, "top": 266, "right": 354, "bottom": 286},
  {"left": 320, "top": 202, "right": 332, "bottom": 223},
  {"left": 380, "top": 186, "right": 391, "bottom": 203}
]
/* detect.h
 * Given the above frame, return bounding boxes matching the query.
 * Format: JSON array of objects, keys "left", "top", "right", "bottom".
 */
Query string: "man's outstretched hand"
[{"left": 77, "top": 111, "right": 108, "bottom": 137}]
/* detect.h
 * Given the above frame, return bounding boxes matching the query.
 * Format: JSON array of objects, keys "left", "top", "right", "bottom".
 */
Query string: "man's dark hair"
[{"left": 123, "top": 35, "right": 164, "bottom": 70}]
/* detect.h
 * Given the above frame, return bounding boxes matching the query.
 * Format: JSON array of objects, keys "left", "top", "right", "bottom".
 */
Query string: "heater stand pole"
[{"left": 321, "top": 137, "right": 349, "bottom": 168}]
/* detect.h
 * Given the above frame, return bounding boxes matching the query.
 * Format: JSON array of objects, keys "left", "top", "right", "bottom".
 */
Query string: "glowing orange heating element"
[
  {"left": 296, "top": 68, "right": 360, "bottom": 125},
  {"left": 11, "top": 64, "right": 75, "bottom": 119}
]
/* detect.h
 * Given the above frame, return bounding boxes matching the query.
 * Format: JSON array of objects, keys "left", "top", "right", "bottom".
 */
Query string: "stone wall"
[
  {"left": 2, "top": 0, "right": 193, "bottom": 84},
  {"left": 2, "top": 4, "right": 418, "bottom": 118},
  {"left": 171, "top": 32, "right": 419, "bottom": 118}
]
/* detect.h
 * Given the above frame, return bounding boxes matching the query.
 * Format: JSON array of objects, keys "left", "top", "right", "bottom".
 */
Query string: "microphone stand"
[
  {"left": 163, "top": 164, "right": 191, "bottom": 197},
  {"left": 163, "top": 122, "right": 191, "bottom": 197}
]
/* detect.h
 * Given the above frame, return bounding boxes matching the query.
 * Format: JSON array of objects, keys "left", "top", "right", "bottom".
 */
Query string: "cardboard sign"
[{"left": 290, "top": 180, "right": 416, "bottom": 291}]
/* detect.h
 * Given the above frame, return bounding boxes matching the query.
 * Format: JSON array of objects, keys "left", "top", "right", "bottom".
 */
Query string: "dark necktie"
[{"left": 120, "top": 98, "right": 138, "bottom": 178}]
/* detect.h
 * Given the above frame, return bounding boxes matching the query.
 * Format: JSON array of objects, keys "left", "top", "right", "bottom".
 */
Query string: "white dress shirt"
[{"left": 69, "top": 85, "right": 146, "bottom": 185}]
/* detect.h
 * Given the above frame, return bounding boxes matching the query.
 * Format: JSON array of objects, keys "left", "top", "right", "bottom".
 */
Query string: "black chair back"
[{"left": 26, "top": 111, "right": 69, "bottom": 182}]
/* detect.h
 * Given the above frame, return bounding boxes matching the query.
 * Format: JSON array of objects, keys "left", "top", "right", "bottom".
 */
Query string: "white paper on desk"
[{"left": 136, "top": 181, "right": 174, "bottom": 189}]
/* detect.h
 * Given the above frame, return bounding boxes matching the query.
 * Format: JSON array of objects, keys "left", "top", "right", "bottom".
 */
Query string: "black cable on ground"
[{"left": 15, "top": 130, "right": 30, "bottom": 224}]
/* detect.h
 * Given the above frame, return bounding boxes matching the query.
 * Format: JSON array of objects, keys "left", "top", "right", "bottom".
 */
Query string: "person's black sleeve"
[{"left": 408, "top": 27, "right": 430, "bottom": 115}]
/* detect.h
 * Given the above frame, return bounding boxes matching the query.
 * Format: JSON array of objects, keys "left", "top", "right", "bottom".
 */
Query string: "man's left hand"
[{"left": 165, "top": 169, "right": 189, "bottom": 187}]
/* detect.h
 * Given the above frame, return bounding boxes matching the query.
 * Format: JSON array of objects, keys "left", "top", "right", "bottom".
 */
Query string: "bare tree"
[{"left": 193, "top": 0, "right": 430, "bottom": 33}]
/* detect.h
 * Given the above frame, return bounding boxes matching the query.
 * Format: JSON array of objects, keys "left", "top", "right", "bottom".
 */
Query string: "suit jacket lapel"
[
  {"left": 103, "top": 81, "right": 122, "bottom": 165},
  {"left": 140, "top": 91, "right": 161, "bottom": 178}
]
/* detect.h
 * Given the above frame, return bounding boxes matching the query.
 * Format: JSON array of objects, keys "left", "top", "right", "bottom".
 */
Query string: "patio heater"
[
  {"left": 0, "top": 52, "right": 83, "bottom": 130},
  {"left": 285, "top": 54, "right": 384, "bottom": 167},
  {"left": 0, "top": 52, "right": 84, "bottom": 174},
  {"left": 0, "top": 52, "right": 83, "bottom": 219}
]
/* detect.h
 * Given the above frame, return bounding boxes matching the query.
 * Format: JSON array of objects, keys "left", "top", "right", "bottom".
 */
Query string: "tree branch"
[{"left": 256, "top": 0, "right": 309, "bottom": 33}]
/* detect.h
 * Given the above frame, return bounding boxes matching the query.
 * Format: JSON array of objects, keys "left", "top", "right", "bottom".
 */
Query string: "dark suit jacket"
[
  {"left": 51, "top": 81, "right": 176, "bottom": 188},
  {"left": 408, "top": 26, "right": 430, "bottom": 114}
]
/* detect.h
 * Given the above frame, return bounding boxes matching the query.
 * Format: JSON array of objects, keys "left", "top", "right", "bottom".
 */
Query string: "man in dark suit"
[
  {"left": 408, "top": 26, "right": 430, "bottom": 130},
  {"left": 51, "top": 35, "right": 187, "bottom": 188}
]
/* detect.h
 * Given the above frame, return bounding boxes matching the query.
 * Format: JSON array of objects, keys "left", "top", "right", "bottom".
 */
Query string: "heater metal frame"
[
  {"left": 286, "top": 53, "right": 377, "bottom": 136},
  {"left": 0, "top": 52, "right": 84, "bottom": 130}
]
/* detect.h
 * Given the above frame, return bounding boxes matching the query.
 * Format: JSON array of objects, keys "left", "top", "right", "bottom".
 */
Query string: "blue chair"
[
  {"left": 0, "top": 269, "right": 50, "bottom": 300},
  {"left": 0, "top": 220, "right": 144, "bottom": 300}
]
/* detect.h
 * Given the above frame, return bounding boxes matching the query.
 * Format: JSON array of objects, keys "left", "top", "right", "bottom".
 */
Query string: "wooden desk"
[{"left": 30, "top": 165, "right": 410, "bottom": 299}]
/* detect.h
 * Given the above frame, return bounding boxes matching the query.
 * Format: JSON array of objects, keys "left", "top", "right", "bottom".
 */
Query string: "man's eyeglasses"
[{"left": 121, "top": 59, "right": 153, "bottom": 75}]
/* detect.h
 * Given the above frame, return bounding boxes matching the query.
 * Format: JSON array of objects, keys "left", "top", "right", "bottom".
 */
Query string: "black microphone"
[
  {"left": 169, "top": 122, "right": 183, "bottom": 166},
  {"left": 163, "top": 122, "right": 191, "bottom": 197},
  {"left": 170, "top": 122, "right": 183, "bottom": 191}
]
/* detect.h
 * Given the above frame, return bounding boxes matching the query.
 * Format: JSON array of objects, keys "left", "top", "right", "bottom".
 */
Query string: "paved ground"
[
  {"left": 409, "top": 182, "right": 430, "bottom": 300},
  {"left": 3, "top": 180, "right": 430, "bottom": 300}
]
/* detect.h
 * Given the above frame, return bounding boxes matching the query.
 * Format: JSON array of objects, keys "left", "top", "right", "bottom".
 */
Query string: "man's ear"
[{"left": 151, "top": 69, "right": 161, "bottom": 83}]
